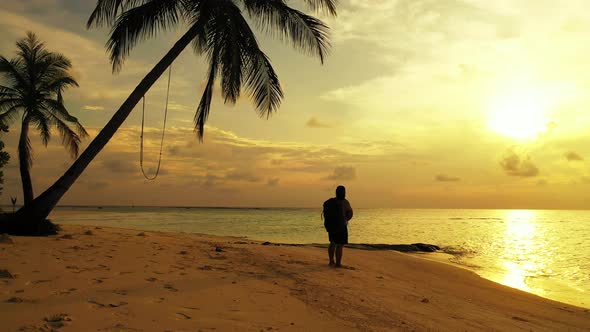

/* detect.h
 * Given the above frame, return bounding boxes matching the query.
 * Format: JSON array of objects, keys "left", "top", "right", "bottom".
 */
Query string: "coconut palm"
[
  {"left": 0, "top": 32, "right": 87, "bottom": 205},
  {"left": 10, "top": 0, "right": 336, "bottom": 228}
]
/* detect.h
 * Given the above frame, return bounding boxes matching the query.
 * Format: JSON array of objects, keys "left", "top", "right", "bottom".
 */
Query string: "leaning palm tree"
[
  {"left": 9, "top": 0, "right": 335, "bottom": 230},
  {"left": 0, "top": 32, "right": 87, "bottom": 206}
]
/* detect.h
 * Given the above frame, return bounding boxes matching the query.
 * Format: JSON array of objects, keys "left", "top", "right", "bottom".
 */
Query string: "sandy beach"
[{"left": 1, "top": 224, "right": 589, "bottom": 331}]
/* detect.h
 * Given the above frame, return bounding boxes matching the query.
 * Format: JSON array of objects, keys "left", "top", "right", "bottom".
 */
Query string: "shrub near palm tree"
[
  {"left": 11, "top": 0, "right": 336, "bottom": 228},
  {"left": 0, "top": 32, "right": 88, "bottom": 205},
  {"left": 0, "top": 124, "right": 10, "bottom": 200}
]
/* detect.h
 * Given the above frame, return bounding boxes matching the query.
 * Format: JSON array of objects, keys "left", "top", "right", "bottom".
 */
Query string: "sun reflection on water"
[{"left": 499, "top": 210, "right": 549, "bottom": 296}]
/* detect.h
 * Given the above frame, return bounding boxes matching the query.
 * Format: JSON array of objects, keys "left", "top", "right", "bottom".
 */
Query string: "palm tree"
[
  {"left": 8, "top": 0, "right": 336, "bottom": 229},
  {"left": 0, "top": 32, "right": 88, "bottom": 205}
]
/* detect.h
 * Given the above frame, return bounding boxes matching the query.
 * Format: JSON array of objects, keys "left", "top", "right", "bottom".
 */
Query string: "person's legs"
[
  {"left": 328, "top": 242, "right": 336, "bottom": 265},
  {"left": 335, "top": 244, "right": 343, "bottom": 267},
  {"left": 335, "top": 228, "right": 348, "bottom": 267}
]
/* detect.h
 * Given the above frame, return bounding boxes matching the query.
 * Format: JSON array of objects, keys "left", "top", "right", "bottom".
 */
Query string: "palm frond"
[
  {"left": 190, "top": 34, "right": 208, "bottom": 55},
  {"left": 35, "top": 52, "right": 74, "bottom": 85},
  {"left": 16, "top": 33, "right": 51, "bottom": 89},
  {"left": 243, "top": 0, "right": 330, "bottom": 63},
  {"left": 41, "top": 75, "right": 79, "bottom": 101},
  {"left": 74, "top": 121, "right": 89, "bottom": 139},
  {"left": 189, "top": 0, "right": 284, "bottom": 135},
  {"left": 35, "top": 51, "right": 70, "bottom": 69},
  {"left": 0, "top": 98, "right": 23, "bottom": 113},
  {"left": 42, "top": 99, "right": 89, "bottom": 138},
  {"left": 301, "top": 0, "right": 338, "bottom": 16},
  {"left": 0, "top": 57, "right": 28, "bottom": 90},
  {"left": 39, "top": 102, "right": 83, "bottom": 157},
  {"left": 57, "top": 89, "right": 63, "bottom": 105},
  {"left": 88, "top": 0, "right": 146, "bottom": 28},
  {"left": 187, "top": 0, "right": 216, "bottom": 55},
  {"left": 0, "top": 101, "right": 24, "bottom": 126},
  {"left": 194, "top": 57, "right": 218, "bottom": 140},
  {"left": 29, "top": 112, "right": 51, "bottom": 146},
  {"left": 52, "top": 116, "right": 82, "bottom": 158},
  {"left": 217, "top": 1, "right": 283, "bottom": 115},
  {"left": 16, "top": 32, "right": 46, "bottom": 62},
  {"left": 104, "top": 0, "right": 182, "bottom": 72},
  {"left": 43, "top": 75, "right": 79, "bottom": 91},
  {"left": 244, "top": 50, "right": 283, "bottom": 116},
  {"left": 0, "top": 85, "right": 20, "bottom": 99},
  {"left": 208, "top": 1, "right": 246, "bottom": 104}
]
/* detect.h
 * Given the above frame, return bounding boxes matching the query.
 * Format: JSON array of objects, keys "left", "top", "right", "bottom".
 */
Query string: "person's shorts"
[{"left": 328, "top": 229, "right": 348, "bottom": 245}]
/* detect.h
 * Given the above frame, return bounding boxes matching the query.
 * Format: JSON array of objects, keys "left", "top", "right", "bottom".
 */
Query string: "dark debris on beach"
[{"left": 258, "top": 241, "right": 441, "bottom": 253}]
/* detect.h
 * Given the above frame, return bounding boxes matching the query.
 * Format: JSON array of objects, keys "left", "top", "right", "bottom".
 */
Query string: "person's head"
[{"left": 336, "top": 185, "right": 346, "bottom": 200}]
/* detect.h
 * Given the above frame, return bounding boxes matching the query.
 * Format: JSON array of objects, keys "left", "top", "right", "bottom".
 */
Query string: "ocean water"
[{"left": 48, "top": 206, "right": 590, "bottom": 308}]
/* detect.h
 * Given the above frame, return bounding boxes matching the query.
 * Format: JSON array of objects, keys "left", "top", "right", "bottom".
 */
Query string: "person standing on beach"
[{"left": 323, "top": 185, "right": 353, "bottom": 267}]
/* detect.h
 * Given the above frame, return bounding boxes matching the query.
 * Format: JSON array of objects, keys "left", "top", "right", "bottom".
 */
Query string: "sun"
[{"left": 487, "top": 90, "right": 550, "bottom": 140}]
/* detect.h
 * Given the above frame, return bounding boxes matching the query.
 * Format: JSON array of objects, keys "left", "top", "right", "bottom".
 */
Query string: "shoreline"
[
  {"left": 1, "top": 224, "right": 589, "bottom": 331},
  {"left": 52, "top": 220, "right": 590, "bottom": 309},
  {"left": 204, "top": 238, "right": 590, "bottom": 310}
]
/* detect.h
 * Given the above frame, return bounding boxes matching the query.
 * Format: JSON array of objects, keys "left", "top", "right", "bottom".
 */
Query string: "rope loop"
[{"left": 140, "top": 65, "right": 172, "bottom": 180}]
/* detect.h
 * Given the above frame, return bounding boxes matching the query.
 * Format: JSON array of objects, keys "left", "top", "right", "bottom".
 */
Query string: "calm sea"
[{"left": 47, "top": 206, "right": 589, "bottom": 308}]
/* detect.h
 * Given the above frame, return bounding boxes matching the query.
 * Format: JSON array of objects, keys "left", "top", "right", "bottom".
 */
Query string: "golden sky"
[{"left": 1, "top": 0, "right": 590, "bottom": 209}]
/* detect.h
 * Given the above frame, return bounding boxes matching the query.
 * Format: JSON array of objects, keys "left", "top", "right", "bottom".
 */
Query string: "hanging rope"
[{"left": 140, "top": 65, "right": 172, "bottom": 180}]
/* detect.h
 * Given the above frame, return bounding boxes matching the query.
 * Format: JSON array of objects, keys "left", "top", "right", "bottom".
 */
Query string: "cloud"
[
  {"left": 435, "top": 174, "right": 460, "bottom": 182},
  {"left": 319, "top": 0, "right": 590, "bottom": 132},
  {"left": 79, "top": 180, "right": 110, "bottom": 190},
  {"left": 203, "top": 173, "right": 223, "bottom": 187},
  {"left": 327, "top": 0, "right": 517, "bottom": 56},
  {"left": 536, "top": 179, "right": 548, "bottom": 186},
  {"left": 322, "top": 166, "right": 356, "bottom": 181},
  {"left": 306, "top": 117, "right": 333, "bottom": 128},
  {"left": 83, "top": 105, "right": 105, "bottom": 111},
  {"left": 500, "top": 151, "right": 539, "bottom": 177},
  {"left": 166, "top": 145, "right": 181, "bottom": 157},
  {"left": 143, "top": 167, "right": 169, "bottom": 177},
  {"left": 565, "top": 151, "right": 583, "bottom": 161},
  {"left": 102, "top": 159, "right": 136, "bottom": 174},
  {"left": 0, "top": 123, "right": 418, "bottom": 207},
  {"left": 225, "top": 170, "right": 262, "bottom": 183}
]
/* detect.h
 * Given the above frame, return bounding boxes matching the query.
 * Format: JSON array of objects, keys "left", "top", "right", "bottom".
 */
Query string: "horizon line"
[{"left": 2, "top": 204, "right": 589, "bottom": 211}]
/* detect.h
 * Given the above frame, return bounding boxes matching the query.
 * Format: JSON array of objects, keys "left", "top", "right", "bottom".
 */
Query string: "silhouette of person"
[{"left": 323, "top": 185, "right": 353, "bottom": 267}]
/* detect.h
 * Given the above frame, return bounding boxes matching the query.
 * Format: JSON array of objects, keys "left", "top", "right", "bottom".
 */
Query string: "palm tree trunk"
[
  {"left": 14, "top": 25, "right": 202, "bottom": 222},
  {"left": 18, "top": 118, "right": 34, "bottom": 205}
]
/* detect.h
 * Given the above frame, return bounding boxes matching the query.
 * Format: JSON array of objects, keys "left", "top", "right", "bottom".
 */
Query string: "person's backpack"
[{"left": 322, "top": 198, "right": 342, "bottom": 232}]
